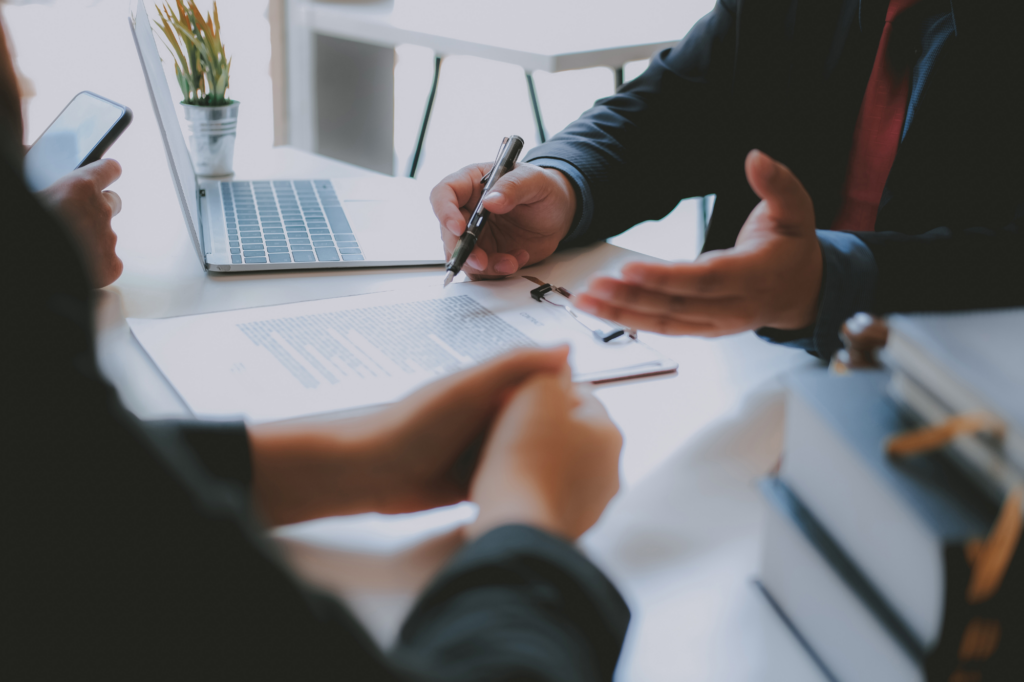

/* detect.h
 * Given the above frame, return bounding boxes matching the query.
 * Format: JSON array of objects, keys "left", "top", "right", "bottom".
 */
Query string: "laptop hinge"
[{"left": 197, "top": 186, "right": 210, "bottom": 260}]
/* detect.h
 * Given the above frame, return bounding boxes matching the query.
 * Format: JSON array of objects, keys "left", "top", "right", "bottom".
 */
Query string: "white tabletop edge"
[{"left": 307, "top": 4, "right": 680, "bottom": 72}]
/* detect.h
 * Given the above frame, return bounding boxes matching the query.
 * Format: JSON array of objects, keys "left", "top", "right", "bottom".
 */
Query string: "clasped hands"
[
  {"left": 248, "top": 346, "right": 623, "bottom": 542},
  {"left": 431, "top": 149, "right": 824, "bottom": 336},
  {"left": 50, "top": 147, "right": 818, "bottom": 543}
]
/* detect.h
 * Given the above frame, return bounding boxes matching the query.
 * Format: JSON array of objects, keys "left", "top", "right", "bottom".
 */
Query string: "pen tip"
[{"left": 443, "top": 271, "right": 454, "bottom": 288}]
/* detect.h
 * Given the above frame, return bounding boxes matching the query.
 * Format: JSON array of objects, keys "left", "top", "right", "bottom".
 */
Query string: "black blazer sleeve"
[
  {"left": 395, "top": 526, "right": 629, "bottom": 682},
  {"left": 4, "top": 151, "right": 629, "bottom": 681},
  {"left": 148, "top": 419, "right": 253, "bottom": 487}
]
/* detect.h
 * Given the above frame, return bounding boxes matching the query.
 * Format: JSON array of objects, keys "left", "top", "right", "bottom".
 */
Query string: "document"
[{"left": 128, "top": 277, "right": 677, "bottom": 423}]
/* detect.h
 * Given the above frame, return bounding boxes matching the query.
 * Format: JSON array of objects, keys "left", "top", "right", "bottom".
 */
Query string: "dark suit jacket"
[
  {"left": 525, "top": 0, "right": 1024, "bottom": 315},
  {"left": 1, "top": 150, "right": 628, "bottom": 681}
]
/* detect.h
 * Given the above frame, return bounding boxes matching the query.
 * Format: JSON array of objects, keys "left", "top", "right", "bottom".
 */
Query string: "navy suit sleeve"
[
  {"left": 523, "top": 0, "right": 739, "bottom": 248},
  {"left": 856, "top": 216, "right": 1024, "bottom": 315},
  {"left": 758, "top": 212, "right": 1024, "bottom": 358}
]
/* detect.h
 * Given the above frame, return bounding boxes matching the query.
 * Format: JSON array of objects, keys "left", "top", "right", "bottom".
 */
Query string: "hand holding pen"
[
  {"left": 443, "top": 135, "right": 525, "bottom": 286},
  {"left": 431, "top": 142, "right": 578, "bottom": 281}
]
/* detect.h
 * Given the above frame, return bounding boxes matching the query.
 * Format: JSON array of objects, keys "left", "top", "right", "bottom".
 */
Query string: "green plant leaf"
[
  {"left": 214, "top": 68, "right": 228, "bottom": 104},
  {"left": 173, "top": 62, "right": 192, "bottom": 103},
  {"left": 155, "top": 8, "right": 187, "bottom": 69},
  {"left": 155, "top": 0, "right": 231, "bottom": 106}
]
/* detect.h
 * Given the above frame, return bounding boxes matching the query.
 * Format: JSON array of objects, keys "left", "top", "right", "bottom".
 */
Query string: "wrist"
[
  {"left": 248, "top": 422, "right": 374, "bottom": 525},
  {"left": 467, "top": 477, "right": 571, "bottom": 542},
  {"left": 771, "top": 240, "right": 824, "bottom": 330},
  {"left": 540, "top": 166, "right": 577, "bottom": 243}
]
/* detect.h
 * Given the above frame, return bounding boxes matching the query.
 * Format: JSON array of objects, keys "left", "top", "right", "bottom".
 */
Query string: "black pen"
[{"left": 443, "top": 135, "right": 525, "bottom": 287}]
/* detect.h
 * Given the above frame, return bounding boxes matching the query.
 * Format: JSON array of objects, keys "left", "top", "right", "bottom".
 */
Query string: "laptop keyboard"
[{"left": 220, "top": 180, "right": 365, "bottom": 265}]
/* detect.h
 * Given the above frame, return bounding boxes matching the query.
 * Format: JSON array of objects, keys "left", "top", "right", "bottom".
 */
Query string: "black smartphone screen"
[{"left": 23, "top": 91, "right": 131, "bottom": 192}]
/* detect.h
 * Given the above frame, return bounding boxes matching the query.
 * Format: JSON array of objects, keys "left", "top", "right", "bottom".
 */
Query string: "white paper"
[{"left": 128, "top": 278, "right": 676, "bottom": 423}]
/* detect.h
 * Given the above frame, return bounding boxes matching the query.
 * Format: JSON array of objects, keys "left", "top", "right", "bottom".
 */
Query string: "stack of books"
[{"left": 759, "top": 310, "right": 1024, "bottom": 681}]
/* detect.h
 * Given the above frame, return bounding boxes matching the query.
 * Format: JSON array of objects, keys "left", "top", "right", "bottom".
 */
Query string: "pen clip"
[{"left": 480, "top": 137, "right": 511, "bottom": 186}]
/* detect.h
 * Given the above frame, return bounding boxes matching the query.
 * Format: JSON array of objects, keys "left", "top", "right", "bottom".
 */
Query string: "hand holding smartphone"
[
  {"left": 24, "top": 91, "right": 131, "bottom": 192},
  {"left": 27, "top": 91, "right": 132, "bottom": 287}
]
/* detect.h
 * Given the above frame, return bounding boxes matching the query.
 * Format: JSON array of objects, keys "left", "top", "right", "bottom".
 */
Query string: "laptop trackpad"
[{"left": 342, "top": 199, "right": 446, "bottom": 262}]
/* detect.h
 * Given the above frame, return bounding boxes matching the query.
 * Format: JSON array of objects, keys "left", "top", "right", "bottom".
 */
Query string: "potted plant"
[{"left": 155, "top": 0, "right": 237, "bottom": 176}]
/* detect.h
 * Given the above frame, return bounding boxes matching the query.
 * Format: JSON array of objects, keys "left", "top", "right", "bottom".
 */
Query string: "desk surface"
[
  {"left": 299, "top": 0, "right": 711, "bottom": 72},
  {"left": 11, "top": 3, "right": 824, "bottom": 677},
  {"left": 99, "top": 138, "right": 824, "bottom": 680}
]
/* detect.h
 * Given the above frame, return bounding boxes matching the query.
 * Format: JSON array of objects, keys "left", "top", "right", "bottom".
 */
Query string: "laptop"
[{"left": 129, "top": 0, "right": 445, "bottom": 273}]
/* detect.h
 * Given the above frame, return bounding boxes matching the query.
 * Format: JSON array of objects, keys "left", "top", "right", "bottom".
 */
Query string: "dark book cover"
[
  {"left": 773, "top": 362, "right": 1024, "bottom": 682},
  {"left": 761, "top": 477, "right": 925, "bottom": 670},
  {"left": 786, "top": 371, "right": 995, "bottom": 547}
]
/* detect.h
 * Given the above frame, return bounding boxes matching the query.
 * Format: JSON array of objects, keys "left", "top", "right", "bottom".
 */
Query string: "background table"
[{"left": 275, "top": 0, "right": 708, "bottom": 175}]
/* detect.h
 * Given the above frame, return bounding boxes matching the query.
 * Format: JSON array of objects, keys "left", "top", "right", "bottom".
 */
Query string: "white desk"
[
  {"left": 99, "top": 133, "right": 824, "bottom": 679},
  {"left": 279, "top": 0, "right": 709, "bottom": 174},
  {"left": 8, "top": 3, "right": 822, "bottom": 676}
]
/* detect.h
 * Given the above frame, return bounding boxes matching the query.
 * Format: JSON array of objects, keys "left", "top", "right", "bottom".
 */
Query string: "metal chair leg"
[
  {"left": 525, "top": 71, "right": 547, "bottom": 144},
  {"left": 614, "top": 66, "right": 624, "bottom": 90},
  {"left": 408, "top": 55, "right": 442, "bottom": 178}
]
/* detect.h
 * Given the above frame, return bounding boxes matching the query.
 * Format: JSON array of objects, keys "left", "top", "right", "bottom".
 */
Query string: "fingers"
[
  {"left": 463, "top": 252, "right": 521, "bottom": 279},
  {"left": 438, "top": 226, "right": 489, "bottom": 270},
  {"left": 744, "top": 150, "right": 814, "bottom": 234},
  {"left": 618, "top": 255, "right": 749, "bottom": 297},
  {"left": 574, "top": 278, "right": 756, "bottom": 336},
  {"left": 573, "top": 155, "right": 820, "bottom": 336},
  {"left": 573, "top": 390, "right": 620, "bottom": 452},
  {"left": 463, "top": 345, "right": 570, "bottom": 394},
  {"left": 467, "top": 350, "right": 621, "bottom": 541},
  {"left": 572, "top": 291, "right": 721, "bottom": 336},
  {"left": 432, "top": 161, "right": 573, "bottom": 281},
  {"left": 480, "top": 163, "right": 561, "bottom": 215},
  {"left": 78, "top": 158, "right": 122, "bottom": 190},
  {"left": 431, "top": 162, "right": 522, "bottom": 275},
  {"left": 415, "top": 345, "right": 570, "bottom": 413},
  {"left": 94, "top": 253, "right": 124, "bottom": 288},
  {"left": 439, "top": 236, "right": 522, "bottom": 279},
  {"left": 500, "top": 363, "right": 578, "bottom": 421},
  {"left": 583, "top": 276, "right": 747, "bottom": 319},
  {"left": 431, "top": 162, "right": 489, "bottom": 238},
  {"left": 487, "top": 253, "right": 521, "bottom": 276},
  {"left": 103, "top": 191, "right": 122, "bottom": 217},
  {"left": 576, "top": 388, "right": 613, "bottom": 423}
]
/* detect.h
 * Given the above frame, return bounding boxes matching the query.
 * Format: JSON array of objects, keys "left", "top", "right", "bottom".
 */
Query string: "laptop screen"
[{"left": 129, "top": 0, "right": 204, "bottom": 264}]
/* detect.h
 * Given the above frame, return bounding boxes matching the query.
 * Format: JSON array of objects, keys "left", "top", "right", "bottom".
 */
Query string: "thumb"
[
  {"left": 477, "top": 345, "right": 570, "bottom": 389},
  {"left": 482, "top": 164, "right": 552, "bottom": 215},
  {"left": 437, "top": 345, "right": 570, "bottom": 408},
  {"left": 744, "top": 150, "right": 813, "bottom": 231},
  {"left": 78, "top": 158, "right": 123, "bottom": 190}
]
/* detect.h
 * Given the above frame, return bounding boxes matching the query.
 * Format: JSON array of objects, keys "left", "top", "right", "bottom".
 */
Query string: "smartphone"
[{"left": 23, "top": 91, "right": 132, "bottom": 192}]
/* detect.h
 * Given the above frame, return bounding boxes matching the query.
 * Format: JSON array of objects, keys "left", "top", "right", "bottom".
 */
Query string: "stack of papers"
[{"left": 129, "top": 277, "right": 677, "bottom": 423}]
